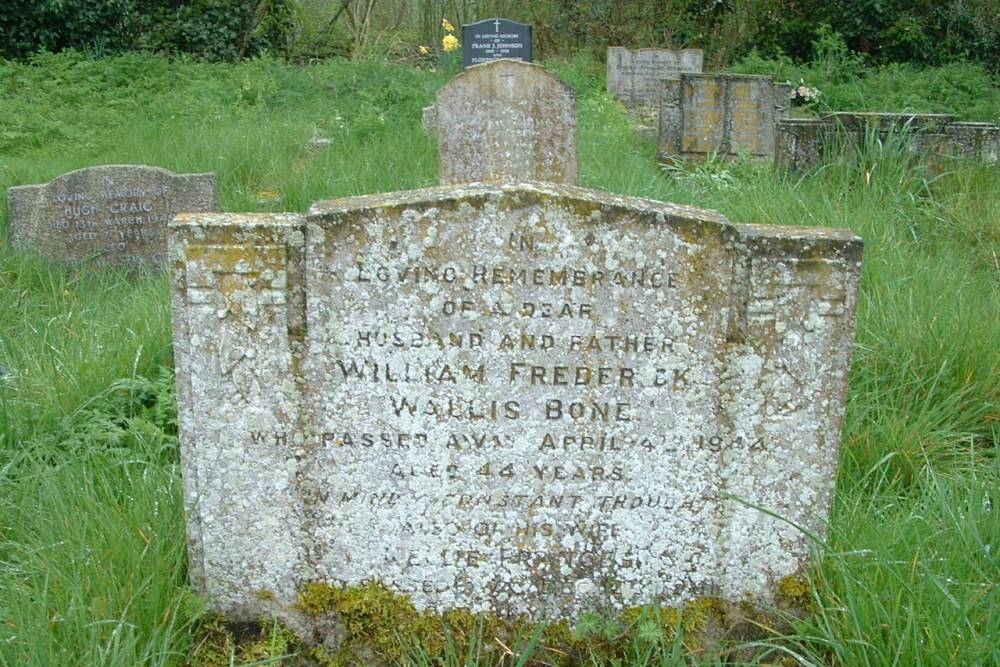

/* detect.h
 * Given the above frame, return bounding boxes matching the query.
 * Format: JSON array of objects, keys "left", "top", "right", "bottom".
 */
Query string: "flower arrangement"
[{"left": 790, "top": 79, "right": 822, "bottom": 107}]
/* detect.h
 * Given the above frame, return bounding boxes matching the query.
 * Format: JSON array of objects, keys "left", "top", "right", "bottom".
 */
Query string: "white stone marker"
[
  {"left": 606, "top": 47, "right": 704, "bottom": 111},
  {"left": 170, "top": 181, "right": 862, "bottom": 624}
]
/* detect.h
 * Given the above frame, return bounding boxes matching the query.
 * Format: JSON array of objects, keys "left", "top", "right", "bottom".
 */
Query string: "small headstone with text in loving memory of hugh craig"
[
  {"left": 8, "top": 165, "right": 218, "bottom": 269},
  {"left": 169, "top": 180, "right": 862, "bottom": 629}
]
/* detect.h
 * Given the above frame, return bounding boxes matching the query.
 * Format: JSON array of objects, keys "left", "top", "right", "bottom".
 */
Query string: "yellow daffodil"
[
  {"left": 418, "top": 45, "right": 429, "bottom": 55},
  {"left": 441, "top": 18, "right": 454, "bottom": 33},
  {"left": 442, "top": 34, "right": 459, "bottom": 53}
]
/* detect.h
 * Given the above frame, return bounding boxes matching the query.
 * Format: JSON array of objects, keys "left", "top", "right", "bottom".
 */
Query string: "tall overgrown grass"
[{"left": 1, "top": 52, "right": 997, "bottom": 665}]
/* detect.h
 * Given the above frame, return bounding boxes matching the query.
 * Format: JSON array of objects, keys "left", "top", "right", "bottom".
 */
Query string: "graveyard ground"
[{"left": 0, "top": 52, "right": 998, "bottom": 665}]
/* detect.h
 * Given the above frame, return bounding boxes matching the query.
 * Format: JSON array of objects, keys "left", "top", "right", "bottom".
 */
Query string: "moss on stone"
[
  {"left": 776, "top": 573, "right": 813, "bottom": 609},
  {"left": 188, "top": 580, "right": 811, "bottom": 665}
]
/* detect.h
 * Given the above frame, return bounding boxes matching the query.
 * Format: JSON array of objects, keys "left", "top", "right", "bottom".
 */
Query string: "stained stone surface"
[
  {"left": 776, "top": 112, "right": 1000, "bottom": 171},
  {"left": 171, "top": 181, "right": 862, "bottom": 624},
  {"left": 606, "top": 47, "right": 703, "bottom": 112},
  {"left": 658, "top": 74, "right": 790, "bottom": 163},
  {"left": 436, "top": 60, "right": 578, "bottom": 185},
  {"left": 9, "top": 165, "right": 218, "bottom": 269}
]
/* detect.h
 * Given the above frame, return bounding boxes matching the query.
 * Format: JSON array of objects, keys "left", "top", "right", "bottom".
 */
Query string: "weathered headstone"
[
  {"left": 658, "top": 74, "right": 790, "bottom": 164},
  {"left": 436, "top": 59, "right": 578, "bottom": 185},
  {"left": 9, "top": 165, "right": 218, "bottom": 269},
  {"left": 462, "top": 18, "right": 532, "bottom": 68},
  {"left": 170, "top": 181, "right": 862, "bottom": 628},
  {"left": 606, "top": 47, "right": 703, "bottom": 112},
  {"left": 776, "top": 112, "right": 1000, "bottom": 171}
]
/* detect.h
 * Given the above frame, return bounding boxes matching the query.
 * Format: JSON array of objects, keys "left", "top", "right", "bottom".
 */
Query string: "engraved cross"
[{"left": 493, "top": 18, "right": 501, "bottom": 33}]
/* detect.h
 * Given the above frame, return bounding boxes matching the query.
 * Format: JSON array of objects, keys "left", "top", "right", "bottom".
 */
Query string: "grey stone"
[
  {"left": 658, "top": 74, "right": 789, "bottom": 164},
  {"left": 421, "top": 105, "right": 436, "bottom": 132},
  {"left": 9, "top": 165, "right": 218, "bottom": 270},
  {"left": 436, "top": 59, "right": 578, "bottom": 185},
  {"left": 775, "top": 112, "right": 1000, "bottom": 171},
  {"left": 606, "top": 47, "right": 703, "bottom": 114},
  {"left": 170, "top": 180, "right": 862, "bottom": 626}
]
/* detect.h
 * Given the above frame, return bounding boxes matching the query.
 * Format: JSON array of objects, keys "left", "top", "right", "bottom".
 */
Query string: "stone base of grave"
[{"left": 190, "top": 577, "right": 814, "bottom": 666}]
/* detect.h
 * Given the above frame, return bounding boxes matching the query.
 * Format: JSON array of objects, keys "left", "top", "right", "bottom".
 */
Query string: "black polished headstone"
[{"left": 461, "top": 18, "right": 532, "bottom": 68}]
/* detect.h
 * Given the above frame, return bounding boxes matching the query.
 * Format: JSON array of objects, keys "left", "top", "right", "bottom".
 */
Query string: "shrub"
[{"left": 0, "top": 0, "right": 294, "bottom": 61}]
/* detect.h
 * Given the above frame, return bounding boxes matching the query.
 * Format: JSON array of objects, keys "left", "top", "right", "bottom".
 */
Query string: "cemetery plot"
[
  {"left": 170, "top": 181, "right": 862, "bottom": 624},
  {"left": 776, "top": 112, "right": 999, "bottom": 171}
]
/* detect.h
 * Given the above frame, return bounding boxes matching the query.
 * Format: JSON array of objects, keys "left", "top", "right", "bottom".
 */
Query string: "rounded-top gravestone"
[{"left": 435, "top": 59, "right": 578, "bottom": 185}]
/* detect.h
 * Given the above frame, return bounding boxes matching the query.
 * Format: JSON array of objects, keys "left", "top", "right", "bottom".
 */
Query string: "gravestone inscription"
[
  {"left": 606, "top": 47, "right": 703, "bottom": 111},
  {"left": 462, "top": 18, "right": 532, "bottom": 68},
  {"left": 9, "top": 165, "right": 218, "bottom": 269},
  {"left": 436, "top": 59, "right": 578, "bottom": 184},
  {"left": 170, "top": 181, "right": 862, "bottom": 626}
]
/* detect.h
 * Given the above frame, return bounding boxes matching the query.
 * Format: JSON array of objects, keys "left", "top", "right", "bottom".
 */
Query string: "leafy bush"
[{"left": 0, "top": 0, "right": 294, "bottom": 61}]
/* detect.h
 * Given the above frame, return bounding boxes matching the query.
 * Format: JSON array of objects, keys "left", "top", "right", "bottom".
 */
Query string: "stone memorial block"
[
  {"left": 606, "top": 47, "right": 704, "bottom": 112},
  {"left": 658, "top": 74, "right": 790, "bottom": 164},
  {"left": 775, "top": 112, "right": 1000, "bottom": 171},
  {"left": 462, "top": 18, "right": 532, "bottom": 68},
  {"left": 9, "top": 165, "right": 218, "bottom": 269},
  {"left": 436, "top": 59, "right": 578, "bottom": 185},
  {"left": 170, "top": 181, "right": 862, "bottom": 627}
]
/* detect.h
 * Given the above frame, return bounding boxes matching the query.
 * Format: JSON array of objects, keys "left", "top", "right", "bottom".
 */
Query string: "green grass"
[{"left": 1, "top": 51, "right": 998, "bottom": 665}]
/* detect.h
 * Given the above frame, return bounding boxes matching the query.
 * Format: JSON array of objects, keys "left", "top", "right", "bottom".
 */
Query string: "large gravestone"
[
  {"left": 8, "top": 165, "right": 218, "bottom": 269},
  {"left": 462, "top": 18, "right": 532, "bottom": 68},
  {"left": 436, "top": 59, "right": 578, "bottom": 185},
  {"left": 658, "top": 74, "right": 791, "bottom": 164},
  {"left": 170, "top": 181, "right": 862, "bottom": 627},
  {"left": 606, "top": 47, "right": 703, "bottom": 112}
]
